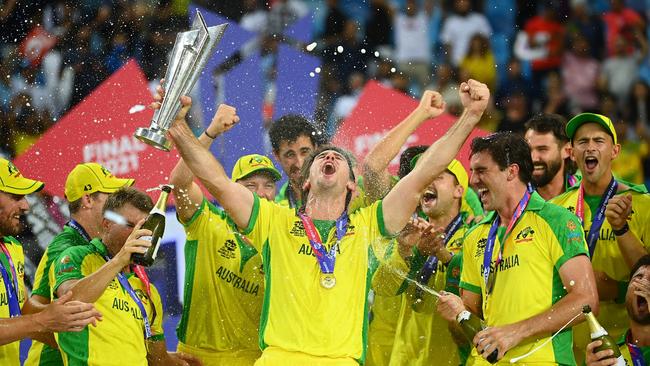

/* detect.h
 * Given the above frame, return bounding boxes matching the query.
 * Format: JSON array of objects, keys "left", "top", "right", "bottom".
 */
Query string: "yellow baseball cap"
[
  {"left": 410, "top": 155, "right": 468, "bottom": 192},
  {"left": 0, "top": 159, "right": 44, "bottom": 195},
  {"left": 64, "top": 163, "right": 134, "bottom": 202},
  {"left": 231, "top": 154, "right": 282, "bottom": 182},
  {"left": 566, "top": 112, "right": 617, "bottom": 145}
]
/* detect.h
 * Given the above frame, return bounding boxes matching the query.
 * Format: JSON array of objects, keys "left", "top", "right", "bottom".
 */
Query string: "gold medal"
[{"left": 320, "top": 273, "right": 336, "bottom": 289}]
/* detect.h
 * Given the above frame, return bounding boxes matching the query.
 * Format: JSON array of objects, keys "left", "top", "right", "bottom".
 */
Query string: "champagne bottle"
[
  {"left": 583, "top": 305, "right": 625, "bottom": 366},
  {"left": 132, "top": 185, "right": 172, "bottom": 266},
  {"left": 456, "top": 310, "right": 499, "bottom": 364}
]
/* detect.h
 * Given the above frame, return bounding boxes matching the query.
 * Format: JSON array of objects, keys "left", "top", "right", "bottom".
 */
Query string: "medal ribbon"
[
  {"left": 415, "top": 214, "right": 464, "bottom": 287},
  {"left": 67, "top": 219, "right": 92, "bottom": 242},
  {"left": 627, "top": 331, "right": 647, "bottom": 366},
  {"left": 0, "top": 239, "right": 20, "bottom": 317},
  {"left": 482, "top": 188, "right": 532, "bottom": 292},
  {"left": 576, "top": 177, "right": 618, "bottom": 258},
  {"left": 567, "top": 174, "right": 578, "bottom": 188},
  {"left": 298, "top": 211, "right": 349, "bottom": 275},
  {"left": 101, "top": 254, "right": 152, "bottom": 338}
]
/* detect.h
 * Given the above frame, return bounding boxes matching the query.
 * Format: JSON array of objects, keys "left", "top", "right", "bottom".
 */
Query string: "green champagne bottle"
[
  {"left": 132, "top": 184, "right": 172, "bottom": 266},
  {"left": 582, "top": 305, "right": 624, "bottom": 365},
  {"left": 456, "top": 310, "right": 499, "bottom": 364}
]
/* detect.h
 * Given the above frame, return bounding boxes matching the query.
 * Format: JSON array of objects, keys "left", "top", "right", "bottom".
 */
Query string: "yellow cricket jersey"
[
  {"left": 176, "top": 198, "right": 264, "bottom": 365},
  {"left": 242, "top": 195, "right": 391, "bottom": 364},
  {"left": 364, "top": 293, "right": 401, "bottom": 366},
  {"left": 390, "top": 222, "right": 468, "bottom": 366},
  {"left": 460, "top": 192, "right": 588, "bottom": 365},
  {"left": 275, "top": 181, "right": 370, "bottom": 214},
  {"left": 550, "top": 183, "right": 650, "bottom": 360},
  {"left": 52, "top": 239, "right": 164, "bottom": 366},
  {"left": 616, "top": 329, "right": 650, "bottom": 364},
  {"left": 0, "top": 236, "right": 27, "bottom": 366},
  {"left": 26, "top": 225, "right": 90, "bottom": 366}
]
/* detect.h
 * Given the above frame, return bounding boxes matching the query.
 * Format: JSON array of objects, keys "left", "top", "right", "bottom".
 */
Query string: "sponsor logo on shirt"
[
  {"left": 57, "top": 255, "right": 76, "bottom": 274},
  {"left": 289, "top": 221, "right": 306, "bottom": 237},
  {"left": 475, "top": 238, "right": 487, "bottom": 258}
]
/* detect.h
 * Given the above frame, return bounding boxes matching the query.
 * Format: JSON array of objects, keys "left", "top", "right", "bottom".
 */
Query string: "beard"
[
  {"left": 532, "top": 159, "right": 562, "bottom": 188},
  {"left": 627, "top": 301, "right": 650, "bottom": 325}
]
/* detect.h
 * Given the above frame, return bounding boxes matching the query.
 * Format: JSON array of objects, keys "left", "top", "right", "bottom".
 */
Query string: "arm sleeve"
[
  {"left": 549, "top": 213, "right": 589, "bottom": 270},
  {"left": 240, "top": 195, "right": 277, "bottom": 252},
  {"left": 52, "top": 247, "right": 86, "bottom": 295},
  {"left": 149, "top": 285, "right": 165, "bottom": 341},
  {"left": 31, "top": 248, "right": 52, "bottom": 297}
]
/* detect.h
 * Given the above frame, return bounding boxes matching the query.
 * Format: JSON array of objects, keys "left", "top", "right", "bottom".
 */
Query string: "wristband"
[
  {"left": 204, "top": 130, "right": 217, "bottom": 139},
  {"left": 612, "top": 223, "right": 629, "bottom": 236}
]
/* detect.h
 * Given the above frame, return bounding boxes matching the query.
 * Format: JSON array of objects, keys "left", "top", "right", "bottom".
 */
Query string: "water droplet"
[
  {"left": 337, "top": 45, "right": 344, "bottom": 53},
  {"left": 306, "top": 42, "right": 317, "bottom": 51}
]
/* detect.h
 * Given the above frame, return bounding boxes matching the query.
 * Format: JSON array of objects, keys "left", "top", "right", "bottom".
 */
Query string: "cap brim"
[
  {"left": 238, "top": 168, "right": 282, "bottom": 182},
  {"left": 95, "top": 178, "right": 135, "bottom": 193},
  {"left": 0, "top": 177, "right": 45, "bottom": 195},
  {"left": 566, "top": 113, "right": 616, "bottom": 144}
]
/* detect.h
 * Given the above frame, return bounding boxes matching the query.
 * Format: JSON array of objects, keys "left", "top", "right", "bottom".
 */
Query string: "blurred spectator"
[
  {"left": 321, "top": 0, "right": 348, "bottom": 48},
  {"left": 599, "top": 31, "right": 647, "bottom": 107},
  {"left": 566, "top": 0, "right": 605, "bottom": 59},
  {"left": 495, "top": 58, "right": 531, "bottom": 109},
  {"left": 267, "top": 0, "right": 309, "bottom": 35},
  {"left": 393, "top": 0, "right": 433, "bottom": 93},
  {"left": 430, "top": 63, "right": 461, "bottom": 115},
  {"left": 7, "top": 93, "right": 53, "bottom": 156},
  {"left": 331, "top": 72, "right": 365, "bottom": 136},
  {"left": 460, "top": 33, "right": 496, "bottom": 90},
  {"left": 611, "top": 116, "right": 649, "bottom": 185},
  {"left": 629, "top": 80, "right": 650, "bottom": 131},
  {"left": 516, "top": 1, "right": 566, "bottom": 105},
  {"left": 542, "top": 71, "right": 570, "bottom": 116},
  {"left": 497, "top": 91, "right": 530, "bottom": 133},
  {"left": 602, "top": 0, "right": 644, "bottom": 57},
  {"left": 440, "top": 0, "right": 492, "bottom": 67},
  {"left": 562, "top": 32, "right": 600, "bottom": 113},
  {"left": 322, "top": 20, "right": 367, "bottom": 85},
  {"left": 364, "top": 0, "right": 394, "bottom": 53}
]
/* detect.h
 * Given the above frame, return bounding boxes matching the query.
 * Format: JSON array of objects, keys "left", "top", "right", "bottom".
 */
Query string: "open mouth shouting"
[
  {"left": 584, "top": 156, "right": 599, "bottom": 173},
  {"left": 638, "top": 295, "right": 649, "bottom": 317},
  {"left": 421, "top": 190, "right": 438, "bottom": 206},
  {"left": 321, "top": 161, "right": 337, "bottom": 177}
]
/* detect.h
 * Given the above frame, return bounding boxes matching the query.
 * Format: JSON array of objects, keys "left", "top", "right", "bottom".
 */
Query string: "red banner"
[
  {"left": 15, "top": 60, "right": 183, "bottom": 199},
  {"left": 332, "top": 81, "right": 488, "bottom": 174}
]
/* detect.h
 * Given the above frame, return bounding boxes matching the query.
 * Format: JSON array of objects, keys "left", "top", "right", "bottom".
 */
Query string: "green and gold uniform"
[
  {"left": 551, "top": 183, "right": 650, "bottom": 359},
  {"left": 389, "top": 217, "right": 469, "bottom": 366},
  {"left": 53, "top": 239, "right": 164, "bottom": 366},
  {"left": 176, "top": 198, "right": 264, "bottom": 365},
  {"left": 276, "top": 180, "right": 369, "bottom": 213},
  {"left": 461, "top": 192, "right": 587, "bottom": 365},
  {"left": 0, "top": 236, "right": 27, "bottom": 366},
  {"left": 243, "top": 196, "right": 391, "bottom": 365},
  {"left": 25, "top": 225, "right": 90, "bottom": 366}
]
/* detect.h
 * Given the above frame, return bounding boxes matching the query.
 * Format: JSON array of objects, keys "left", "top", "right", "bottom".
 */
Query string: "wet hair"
[
  {"left": 102, "top": 187, "right": 153, "bottom": 215},
  {"left": 268, "top": 115, "right": 323, "bottom": 152},
  {"left": 630, "top": 255, "right": 650, "bottom": 279},
  {"left": 470, "top": 132, "right": 533, "bottom": 184},
  {"left": 398, "top": 145, "right": 429, "bottom": 179}
]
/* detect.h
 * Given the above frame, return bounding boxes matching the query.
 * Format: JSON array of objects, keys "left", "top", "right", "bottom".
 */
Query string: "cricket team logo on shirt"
[
  {"left": 515, "top": 227, "right": 535, "bottom": 243},
  {"left": 289, "top": 221, "right": 306, "bottom": 237},
  {"left": 108, "top": 279, "right": 120, "bottom": 290},
  {"left": 217, "top": 239, "right": 237, "bottom": 259},
  {"left": 57, "top": 255, "right": 75, "bottom": 274},
  {"left": 475, "top": 238, "right": 487, "bottom": 258}
]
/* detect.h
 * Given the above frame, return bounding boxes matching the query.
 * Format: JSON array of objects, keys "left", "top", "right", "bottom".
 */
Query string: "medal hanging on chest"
[{"left": 298, "top": 211, "right": 349, "bottom": 289}]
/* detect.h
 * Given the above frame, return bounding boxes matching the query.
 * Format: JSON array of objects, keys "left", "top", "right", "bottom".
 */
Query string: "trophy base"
[{"left": 134, "top": 127, "right": 172, "bottom": 152}]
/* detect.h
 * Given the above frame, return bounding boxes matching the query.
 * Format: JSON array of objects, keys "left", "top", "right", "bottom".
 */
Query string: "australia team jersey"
[
  {"left": 0, "top": 236, "right": 26, "bottom": 366},
  {"left": 390, "top": 218, "right": 469, "bottom": 366},
  {"left": 616, "top": 329, "right": 650, "bottom": 365},
  {"left": 176, "top": 198, "right": 264, "bottom": 363},
  {"left": 53, "top": 239, "right": 164, "bottom": 366},
  {"left": 275, "top": 181, "right": 370, "bottom": 214},
  {"left": 242, "top": 195, "right": 391, "bottom": 363},
  {"left": 461, "top": 192, "right": 587, "bottom": 365},
  {"left": 26, "top": 225, "right": 90, "bottom": 366},
  {"left": 550, "top": 183, "right": 650, "bottom": 356}
]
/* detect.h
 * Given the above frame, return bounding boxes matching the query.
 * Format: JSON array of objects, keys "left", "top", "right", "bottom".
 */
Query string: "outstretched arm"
[
  {"left": 167, "top": 96, "right": 254, "bottom": 229},
  {"left": 363, "top": 90, "right": 446, "bottom": 201},
  {"left": 382, "top": 80, "right": 489, "bottom": 234},
  {"left": 169, "top": 102, "right": 240, "bottom": 223}
]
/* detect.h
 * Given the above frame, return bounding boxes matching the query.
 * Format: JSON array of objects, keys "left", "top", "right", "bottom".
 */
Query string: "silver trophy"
[{"left": 135, "top": 10, "right": 227, "bottom": 151}]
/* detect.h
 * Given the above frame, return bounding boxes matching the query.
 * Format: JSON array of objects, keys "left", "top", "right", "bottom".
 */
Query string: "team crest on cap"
[
  {"left": 6, "top": 161, "right": 20, "bottom": 177},
  {"left": 249, "top": 156, "right": 267, "bottom": 167},
  {"left": 100, "top": 166, "right": 113, "bottom": 178}
]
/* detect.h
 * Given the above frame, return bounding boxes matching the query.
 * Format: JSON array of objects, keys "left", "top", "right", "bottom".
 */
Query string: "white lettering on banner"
[
  {"left": 353, "top": 132, "right": 419, "bottom": 170},
  {"left": 82, "top": 135, "right": 147, "bottom": 175}
]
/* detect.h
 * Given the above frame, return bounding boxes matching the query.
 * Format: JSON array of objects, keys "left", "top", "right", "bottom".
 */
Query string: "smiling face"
[
  {"left": 525, "top": 130, "right": 566, "bottom": 188},
  {"left": 470, "top": 151, "right": 510, "bottom": 212},
  {"left": 420, "top": 171, "right": 463, "bottom": 219},
  {"left": 627, "top": 265, "right": 650, "bottom": 324},
  {"left": 0, "top": 191, "right": 29, "bottom": 236},
  {"left": 571, "top": 123, "right": 620, "bottom": 186}
]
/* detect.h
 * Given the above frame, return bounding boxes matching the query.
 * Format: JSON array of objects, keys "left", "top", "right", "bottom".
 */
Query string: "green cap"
[{"left": 566, "top": 112, "right": 617, "bottom": 145}]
